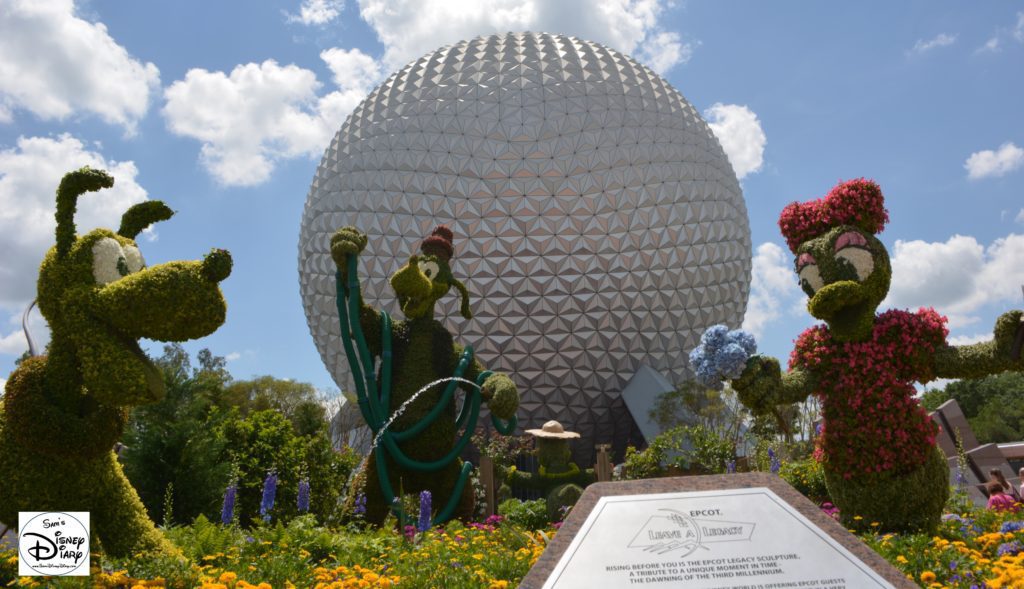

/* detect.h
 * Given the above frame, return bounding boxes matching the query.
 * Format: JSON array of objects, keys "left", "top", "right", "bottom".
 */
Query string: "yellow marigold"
[
  {"left": 919, "top": 571, "right": 936, "bottom": 583},
  {"left": 896, "top": 555, "right": 908, "bottom": 564},
  {"left": 489, "top": 581, "right": 510, "bottom": 589},
  {"left": 257, "top": 584, "right": 272, "bottom": 589},
  {"left": 219, "top": 572, "right": 238, "bottom": 584}
]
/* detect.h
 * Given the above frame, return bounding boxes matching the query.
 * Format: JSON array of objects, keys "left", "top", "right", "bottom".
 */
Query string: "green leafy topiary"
[
  {"left": 332, "top": 225, "right": 519, "bottom": 525},
  {"left": 733, "top": 179, "right": 1023, "bottom": 534},
  {"left": 505, "top": 429, "right": 596, "bottom": 522},
  {"left": 0, "top": 167, "right": 232, "bottom": 557}
]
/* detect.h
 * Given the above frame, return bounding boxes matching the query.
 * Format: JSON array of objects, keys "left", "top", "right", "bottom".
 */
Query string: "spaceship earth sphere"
[{"left": 298, "top": 32, "right": 752, "bottom": 459}]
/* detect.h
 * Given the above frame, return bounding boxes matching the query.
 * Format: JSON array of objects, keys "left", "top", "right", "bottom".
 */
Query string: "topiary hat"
[
  {"left": 526, "top": 420, "right": 581, "bottom": 439},
  {"left": 421, "top": 225, "right": 455, "bottom": 261},
  {"left": 778, "top": 178, "right": 889, "bottom": 253}
]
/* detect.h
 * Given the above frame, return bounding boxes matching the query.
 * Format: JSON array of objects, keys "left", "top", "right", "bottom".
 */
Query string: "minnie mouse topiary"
[{"left": 733, "top": 178, "right": 1024, "bottom": 533}]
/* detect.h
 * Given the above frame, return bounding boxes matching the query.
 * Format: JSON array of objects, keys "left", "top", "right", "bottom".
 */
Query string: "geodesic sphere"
[{"left": 298, "top": 32, "right": 751, "bottom": 459}]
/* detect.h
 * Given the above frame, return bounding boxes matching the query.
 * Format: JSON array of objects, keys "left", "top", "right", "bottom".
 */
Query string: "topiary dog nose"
[{"left": 201, "top": 248, "right": 232, "bottom": 282}]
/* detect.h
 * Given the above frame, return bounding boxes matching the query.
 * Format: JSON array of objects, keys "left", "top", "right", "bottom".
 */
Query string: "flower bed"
[
  {"left": 0, "top": 515, "right": 547, "bottom": 588},
  {"left": 2, "top": 506, "right": 1022, "bottom": 587}
]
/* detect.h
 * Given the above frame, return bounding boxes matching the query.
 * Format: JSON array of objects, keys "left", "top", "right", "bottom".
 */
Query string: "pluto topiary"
[
  {"left": 732, "top": 178, "right": 1024, "bottom": 534},
  {"left": 0, "top": 167, "right": 231, "bottom": 557},
  {"left": 331, "top": 225, "right": 519, "bottom": 526}
]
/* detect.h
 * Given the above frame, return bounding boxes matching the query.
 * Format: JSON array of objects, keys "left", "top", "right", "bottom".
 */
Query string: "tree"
[
  {"left": 120, "top": 344, "right": 233, "bottom": 524},
  {"left": 925, "top": 372, "right": 1024, "bottom": 443}
]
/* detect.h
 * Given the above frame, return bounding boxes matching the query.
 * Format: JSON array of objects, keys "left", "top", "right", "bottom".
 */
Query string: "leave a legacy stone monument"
[{"left": 520, "top": 473, "right": 914, "bottom": 589}]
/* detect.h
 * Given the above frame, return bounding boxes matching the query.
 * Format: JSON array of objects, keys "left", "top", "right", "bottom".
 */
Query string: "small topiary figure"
[
  {"left": 0, "top": 167, "right": 232, "bottom": 557},
  {"left": 732, "top": 178, "right": 1024, "bottom": 534},
  {"left": 331, "top": 225, "right": 519, "bottom": 525},
  {"left": 506, "top": 420, "right": 596, "bottom": 522}
]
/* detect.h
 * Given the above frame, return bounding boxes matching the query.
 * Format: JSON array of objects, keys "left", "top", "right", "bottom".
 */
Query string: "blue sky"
[{"left": 1, "top": 0, "right": 1022, "bottom": 395}]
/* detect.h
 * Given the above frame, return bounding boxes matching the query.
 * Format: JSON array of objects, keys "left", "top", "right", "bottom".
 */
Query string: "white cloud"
[
  {"left": 287, "top": 0, "right": 345, "bottom": 25},
  {"left": 1016, "top": 209, "right": 1024, "bottom": 224},
  {"left": 1015, "top": 12, "right": 1024, "bottom": 43},
  {"left": 976, "top": 37, "right": 1000, "bottom": 53},
  {"left": 0, "top": 0, "right": 160, "bottom": 133},
  {"left": 884, "top": 233, "right": 1024, "bottom": 326},
  {"left": 742, "top": 242, "right": 803, "bottom": 339},
  {"left": 169, "top": 1, "right": 694, "bottom": 185},
  {"left": 704, "top": 103, "right": 767, "bottom": 179},
  {"left": 357, "top": 0, "right": 691, "bottom": 73},
  {"left": 947, "top": 333, "right": 990, "bottom": 346},
  {"left": 910, "top": 33, "right": 957, "bottom": 54},
  {"left": 965, "top": 142, "right": 1024, "bottom": 179},
  {"left": 0, "top": 329, "right": 27, "bottom": 356},
  {"left": 0, "top": 135, "right": 148, "bottom": 309},
  {"left": 163, "top": 52, "right": 382, "bottom": 186},
  {"left": 225, "top": 351, "right": 242, "bottom": 362}
]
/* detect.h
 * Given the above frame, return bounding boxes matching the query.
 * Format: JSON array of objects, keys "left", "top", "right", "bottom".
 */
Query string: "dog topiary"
[
  {"left": 0, "top": 167, "right": 232, "bottom": 556},
  {"left": 732, "top": 178, "right": 1024, "bottom": 533},
  {"left": 331, "top": 225, "right": 519, "bottom": 525}
]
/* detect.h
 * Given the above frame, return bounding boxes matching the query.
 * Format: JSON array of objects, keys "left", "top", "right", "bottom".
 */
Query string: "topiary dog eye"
[
  {"left": 123, "top": 245, "right": 146, "bottom": 273},
  {"left": 92, "top": 237, "right": 128, "bottom": 285},
  {"left": 418, "top": 260, "right": 440, "bottom": 280}
]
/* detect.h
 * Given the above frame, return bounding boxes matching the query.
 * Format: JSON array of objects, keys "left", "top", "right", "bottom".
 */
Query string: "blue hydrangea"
[
  {"left": 700, "top": 325, "right": 730, "bottom": 350},
  {"left": 719, "top": 343, "right": 749, "bottom": 379},
  {"left": 689, "top": 325, "right": 758, "bottom": 389}
]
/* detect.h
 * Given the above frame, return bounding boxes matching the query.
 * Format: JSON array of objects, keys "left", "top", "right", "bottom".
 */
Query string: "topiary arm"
[
  {"left": 933, "top": 310, "right": 1024, "bottom": 378},
  {"left": 732, "top": 355, "right": 816, "bottom": 415},
  {"left": 460, "top": 347, "right": 518, "bottom": 420},
  {"left": 331, "top": 226, "right": 382, "bottom": 356}
]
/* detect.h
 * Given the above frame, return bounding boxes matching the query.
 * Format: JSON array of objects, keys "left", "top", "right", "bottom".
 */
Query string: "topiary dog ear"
[
  {"left": 452, "top": 278, "right": 472, "bottom": 320},
  {"left": 118, "top": 201, "right": 175, "bottom": 239},
  {"left": 55, "top": 167, "right": 115, "bottom": 258}
]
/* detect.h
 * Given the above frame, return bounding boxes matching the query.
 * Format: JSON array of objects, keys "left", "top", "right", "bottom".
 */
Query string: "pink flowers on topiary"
[
  {"left": 790, "top": 308, "right": 947, "bottom": 481},
  {"left": 779, "top": 178, "right": 889, "bottom": 253}
]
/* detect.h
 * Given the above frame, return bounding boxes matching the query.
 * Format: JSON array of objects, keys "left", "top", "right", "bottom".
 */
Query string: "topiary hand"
[
  {"left": 331, "top": 226, "right": 368, "bottom": 273},
  {"left": 993, "top": 309, "right": 1024, "bottom": 366},
  {"left": 481, "top": 374, "right": 518, "bottom": 420},
  {"left": 732, "top": 354, "right": 783, "bottom": 415}
]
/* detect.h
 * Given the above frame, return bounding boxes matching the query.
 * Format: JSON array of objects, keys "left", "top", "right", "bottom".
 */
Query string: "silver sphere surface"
[{"left": 299, "top": 32, "right": 751, "bottom": 459}]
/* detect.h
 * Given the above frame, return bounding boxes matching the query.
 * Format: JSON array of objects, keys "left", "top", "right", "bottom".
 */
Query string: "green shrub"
[
  {"left": 623, "top": 425, "right": 736, "bottom": 479},
  {"left": 779, "top": 457, "right": 829, "bottom": 503},
  {"left": 825, "top": 446, "right": 949, "bottom": 534},
  {"left": 498, "top": 498, "right": 548, "bottom": 530}
]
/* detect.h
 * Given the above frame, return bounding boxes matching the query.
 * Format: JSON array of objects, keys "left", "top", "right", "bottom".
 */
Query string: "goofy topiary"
[
  {"left": 331, "top": 225, "right": 518, "bottom": 525},
  {"left": 0, "top": 167, "right": 232, "bottom": 556},
  {"left": 732, "top": 179, "right": 1024, "bottom": 533}
]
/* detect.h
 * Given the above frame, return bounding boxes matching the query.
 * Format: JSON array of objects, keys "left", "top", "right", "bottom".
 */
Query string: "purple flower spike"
[
  {"left": 260, "top": 470, "right": 278, "bottom": 522},
  {"left": 220, "top": 482, "right": 237, "bottom": 525},
  {"left": 297, "top": 478, "right": 311, "bottom": 513},
  {"left": 418, "top": 490, "right": 432, "bottom": 532}
]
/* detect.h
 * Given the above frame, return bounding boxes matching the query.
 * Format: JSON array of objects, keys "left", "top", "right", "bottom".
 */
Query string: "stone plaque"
[{"left": 519, "top": 473, "right": 914, "bottom": 589}]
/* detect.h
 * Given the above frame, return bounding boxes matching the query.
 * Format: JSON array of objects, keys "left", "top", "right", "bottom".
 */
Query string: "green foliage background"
[
  {"left": 120, "top": 345, "right": 360, "bottom": 528},
  {"left": 921, "top": 371, "right": 1024, "bottom": 443}
]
